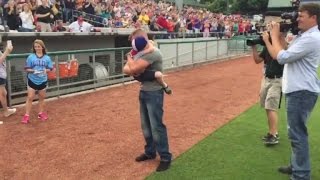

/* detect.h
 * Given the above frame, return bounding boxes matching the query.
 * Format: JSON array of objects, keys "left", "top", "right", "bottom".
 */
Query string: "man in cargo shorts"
[{"left": 252, "top": 36, "right": 285, "bottom": 145}]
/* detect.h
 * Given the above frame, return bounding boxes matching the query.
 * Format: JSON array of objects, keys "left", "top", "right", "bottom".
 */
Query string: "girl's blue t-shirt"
[{"left": 25, "top": 54, "right": 54, "bottom": 85}]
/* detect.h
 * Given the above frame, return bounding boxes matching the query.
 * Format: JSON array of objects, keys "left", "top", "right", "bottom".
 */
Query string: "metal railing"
[
  {"left": 6, "top": 47, "right": 131, "bottom": 105},
  {"left": 6, "top": 38, "right": 249, "bottom": 105},
  {"left": 157, "top": 37, "right": 249, "bottom": 69}
]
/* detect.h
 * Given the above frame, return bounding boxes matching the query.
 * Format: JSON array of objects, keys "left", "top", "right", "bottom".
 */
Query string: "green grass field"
[{"left": 147, "top": 99, "right": 320, "bottom": 180}]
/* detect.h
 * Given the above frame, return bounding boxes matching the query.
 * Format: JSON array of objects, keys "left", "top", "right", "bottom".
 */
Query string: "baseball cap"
[{"left": 132, "top": 36, "right": 148, "bottom": 52}]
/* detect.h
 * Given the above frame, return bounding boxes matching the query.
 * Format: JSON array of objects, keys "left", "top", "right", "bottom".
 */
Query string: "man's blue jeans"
[
  {"left": 139, "top": 90, "right": 172, "bottom": 162},
  {"left": 63, "top": 8, "right": 72, "bottom": 23},
  {"left": 286, "top": 90, "right": 318, "bottom": 180}
]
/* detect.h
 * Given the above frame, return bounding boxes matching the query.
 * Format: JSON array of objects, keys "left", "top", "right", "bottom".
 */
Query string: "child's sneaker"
[
  {"left": 163, "top": 86, "right": 172, "bottom": 95},
  {"left": 38, "top": 112, "right": 48, "bottom": 121},
  {"left": 4, "top": 108, "right": 16, "bottom": 117},
  {"left": 21, "top": 114, "right": 30, "bottom": 124}
]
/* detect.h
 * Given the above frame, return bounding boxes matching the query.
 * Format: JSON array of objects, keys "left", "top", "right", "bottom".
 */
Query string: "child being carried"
[{"left": 125, "top": 36, "right": 172, "bottom": 95}]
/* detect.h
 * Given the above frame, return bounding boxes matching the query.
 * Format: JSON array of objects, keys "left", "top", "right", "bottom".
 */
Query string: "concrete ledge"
[
  {"left": 0, "top": 30, "right": 168, "bottom": 38},
  {"left": 0, "top": 32, "right": 117, "bottom": 37}
]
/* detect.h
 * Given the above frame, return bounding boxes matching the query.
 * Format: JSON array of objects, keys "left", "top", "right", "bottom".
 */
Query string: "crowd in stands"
[{"left": 0, "top": 0, "right": 259, "bottom": 38}]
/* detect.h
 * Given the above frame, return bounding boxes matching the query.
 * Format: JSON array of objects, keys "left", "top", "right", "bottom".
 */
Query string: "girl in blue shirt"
[{"left": 22, "top": 39, "right": 54, "bottom": 124}]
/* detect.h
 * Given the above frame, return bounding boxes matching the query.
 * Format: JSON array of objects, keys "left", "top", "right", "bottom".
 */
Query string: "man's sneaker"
[
  {"left": 135, "top": 153, "right": 156, "bottom": 162},
  {"left": 262, "top": 133, "right": 280, "bottom": 140},
  {"left": 21, "top": 114, "right": 30, "bottom": 124},
  {"left": 156, "top": 161, "right": 171, "bottom": 172},
  {"left": 264, "top": 134, "right": 279, "bottom": 145},
  {"left": 38, "top": 112, "right": 48, "bottom": 121},
  {"left": 278, "top": 165, "right": 292, "bottom": 175},
  {"left": 4, "top": 108, "right": 16, "bottom": 117}
]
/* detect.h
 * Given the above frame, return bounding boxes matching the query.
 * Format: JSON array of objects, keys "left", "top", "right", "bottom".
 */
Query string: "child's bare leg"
[
  {"left": 155, "top": 71, "right": 167, "bottom": 87},
  {"left": 155, "top": 71, "right": 172, "bottom": 95}
]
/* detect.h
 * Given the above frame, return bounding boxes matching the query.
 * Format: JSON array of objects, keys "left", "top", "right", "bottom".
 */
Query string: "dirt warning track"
[{"left": 0, "top": 56, "right": 262, "bottom": 180}]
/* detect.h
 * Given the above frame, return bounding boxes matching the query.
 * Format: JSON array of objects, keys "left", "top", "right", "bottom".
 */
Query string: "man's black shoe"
[
  {"left": 264, "top": 135, "right": 279, "bottom": 145},
  {"left": 278, "top": 165, "right": 292, "bottom": 175},
  {"left": 156, "top": 161, "right": 171, "bottom": 172},
  {"left": 262, "top": 133, "right": 280, "bottom": 140},
  {"left": 135, "top": 154, "right": 156, "bottom": 162}
]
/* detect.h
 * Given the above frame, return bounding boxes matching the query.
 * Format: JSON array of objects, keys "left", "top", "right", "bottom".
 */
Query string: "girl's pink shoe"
[
  {"left": 21, "top": 114, "right": 30, "bottom": 124},
  {"left": 38, "top": 112, "right": 48, "bottom": 121}
]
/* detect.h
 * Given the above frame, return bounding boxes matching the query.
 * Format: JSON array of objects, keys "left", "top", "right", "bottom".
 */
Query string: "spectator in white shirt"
[
  {"left": 113, "top": 2, "right": 121, "bottom": 18},
  {"left": 19, "top": 3, "right": 35, "bottom": 32},
  {"left": 68, "top": 16, "right": 93, "bottom": 32}
]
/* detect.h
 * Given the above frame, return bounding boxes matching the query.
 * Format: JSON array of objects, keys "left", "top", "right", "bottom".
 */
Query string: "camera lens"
[{"left": 246, "top": 37, "right": 265, "bottom": 46}]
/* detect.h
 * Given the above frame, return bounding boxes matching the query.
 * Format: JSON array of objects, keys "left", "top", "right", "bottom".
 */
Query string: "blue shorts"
[
  {"left": 0, "top": 78, "right": 6, "bottom": 86},
  {"left": 27, "top": 78, "right": 47, "bottom": 91}
]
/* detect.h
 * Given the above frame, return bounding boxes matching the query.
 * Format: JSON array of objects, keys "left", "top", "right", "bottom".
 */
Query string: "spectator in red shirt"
[
  {"left": 167, "top": 16, "right": 174, "bottom": 38},
  {"left": 167, "top": 17, "right": 174, "bottom": 32},
  {"left": 238, "top": 21, "right": 244, "bottom": 35},
  {"left": 156, "top": 12, "right": 168, "bottom": 31}
]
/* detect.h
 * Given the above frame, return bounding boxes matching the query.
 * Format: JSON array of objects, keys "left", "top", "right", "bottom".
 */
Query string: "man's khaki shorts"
[
  {"left": 260, "top": 77, "right": 282, "bottom": 111},
  {"left": 38, "top": 22, "right": 52, "bottom": 32}
]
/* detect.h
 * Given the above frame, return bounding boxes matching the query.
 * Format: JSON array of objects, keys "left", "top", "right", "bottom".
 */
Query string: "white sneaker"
[{"left": 4, "top": 108, "right": 16, "bottom": 117}]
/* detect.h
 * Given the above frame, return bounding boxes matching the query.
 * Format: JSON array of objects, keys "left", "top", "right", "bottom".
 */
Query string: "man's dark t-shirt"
[
  {"left": 36, "top": 5, "right": 52, "bottom": 23},
  {"left": 259, "top": 47, "right": 284, "bottom": 77},
  {"left": 186, "top": 18, "right": 192, "bottom": 30}
]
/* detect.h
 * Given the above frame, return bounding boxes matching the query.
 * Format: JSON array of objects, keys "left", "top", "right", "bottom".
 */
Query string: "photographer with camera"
[
  {"left": 262, "top": 3, "right": 320, "bottom": 180},
  {"left": 251, "top": 27, "right": 286, "bottom": 146}
]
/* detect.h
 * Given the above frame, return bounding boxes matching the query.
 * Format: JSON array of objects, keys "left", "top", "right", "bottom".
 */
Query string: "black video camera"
[
  {"left": 279, "top": 10, "right": 299, "bottom": 35},
  {"left": 247, "top": 0, "right": 300, "bottom": 46},
  {"left": 246, "top": 33, "right": 268, "bottom": 46}
]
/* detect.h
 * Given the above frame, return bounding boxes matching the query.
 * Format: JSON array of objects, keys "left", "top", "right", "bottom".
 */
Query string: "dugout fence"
[{"left": 6, "top": 38, "right": 249, "bottom": 106}]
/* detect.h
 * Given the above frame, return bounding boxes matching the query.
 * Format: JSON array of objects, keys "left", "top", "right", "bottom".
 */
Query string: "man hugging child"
[{"left": 124, "top": 35, "right": 172, "bottom": 95}]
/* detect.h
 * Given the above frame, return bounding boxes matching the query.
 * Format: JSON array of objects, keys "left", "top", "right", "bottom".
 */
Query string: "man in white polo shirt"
[{"left": 68, "top": 16, "right": 93, "bottom": 32}]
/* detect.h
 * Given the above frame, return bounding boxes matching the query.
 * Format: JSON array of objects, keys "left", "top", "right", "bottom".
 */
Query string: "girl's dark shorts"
[
  {"left": 28, "top": 78, "right": 47, "bottom": 91},
  {"left": 0, "top": 78, "right": 6, "bottom": 86}
]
